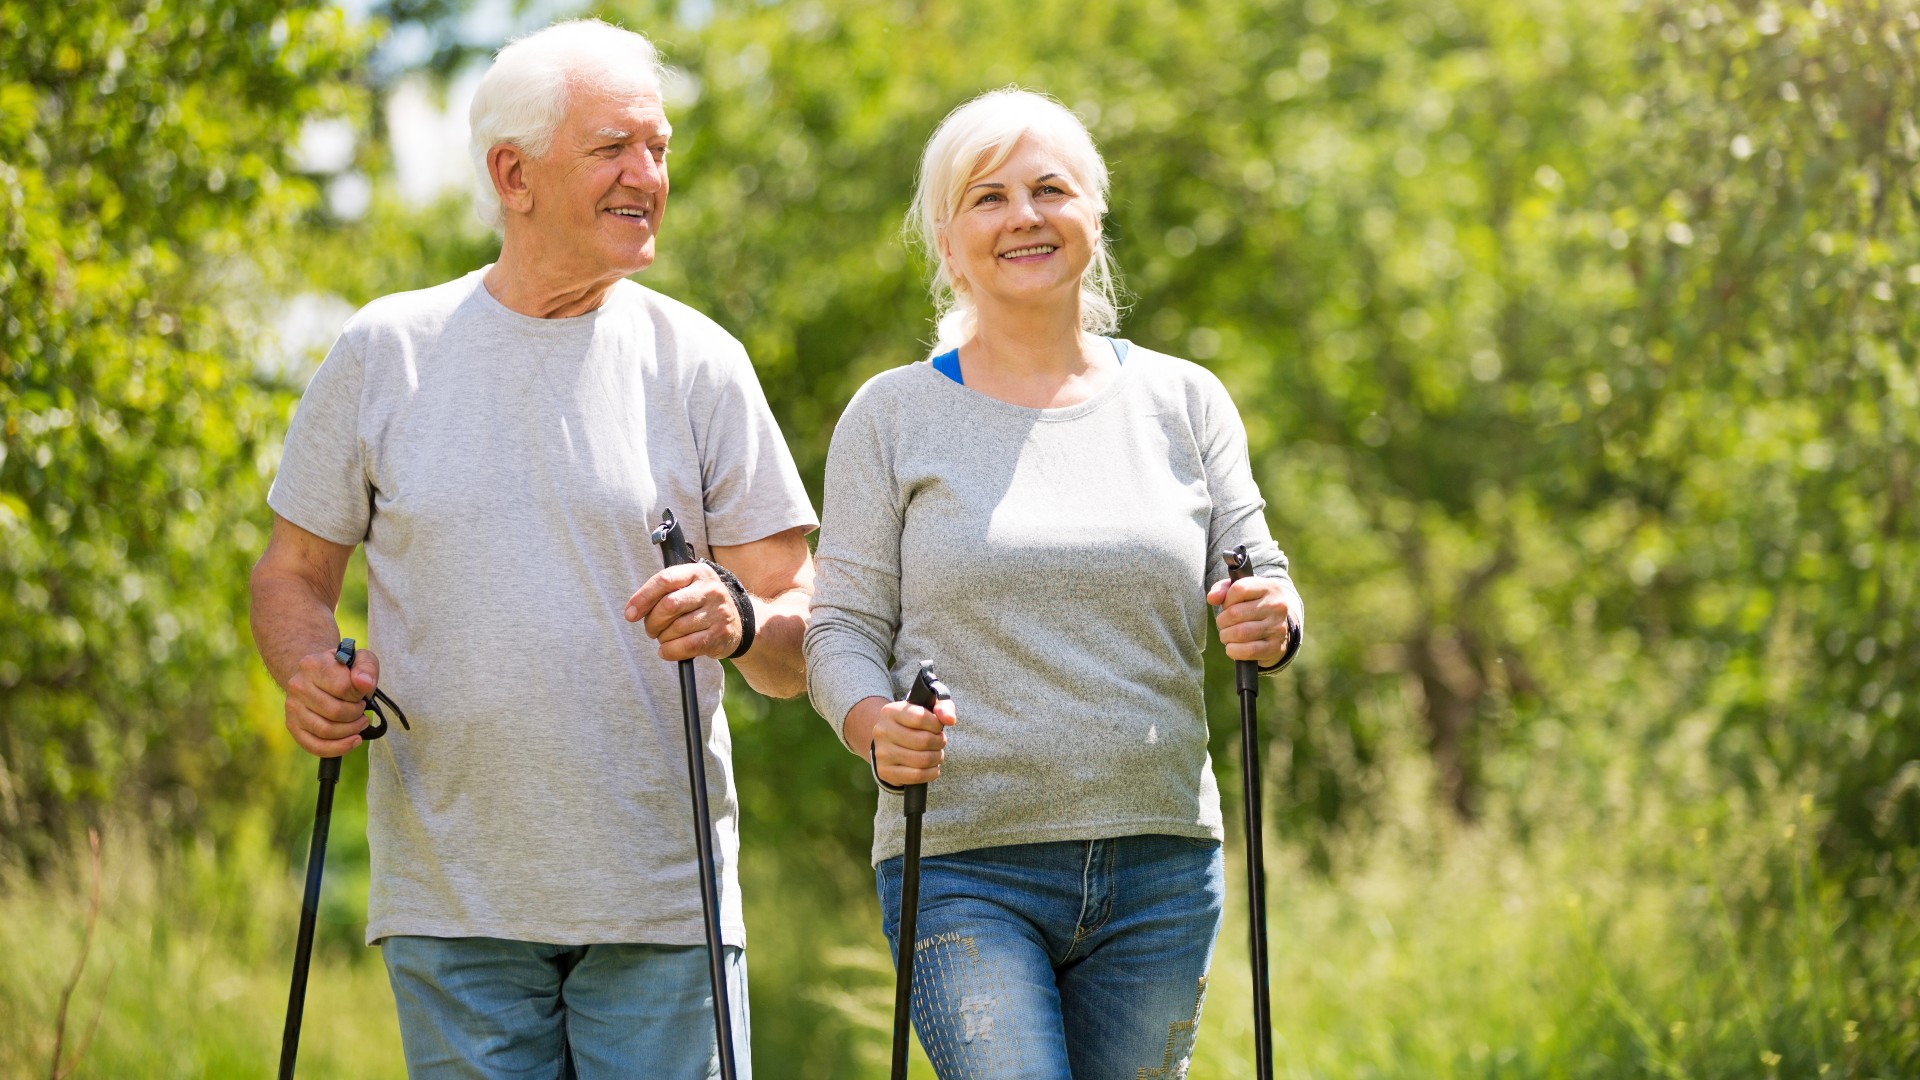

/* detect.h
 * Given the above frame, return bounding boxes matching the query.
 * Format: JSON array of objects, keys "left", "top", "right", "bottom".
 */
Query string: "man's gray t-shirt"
[{"left": 268, "top": 269, "right": 817, "bottom": 947}]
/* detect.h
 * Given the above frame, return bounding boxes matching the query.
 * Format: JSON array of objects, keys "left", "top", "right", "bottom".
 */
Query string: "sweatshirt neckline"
[{"left": 917, "top": 339, "right": 1136, "bottom": 422}]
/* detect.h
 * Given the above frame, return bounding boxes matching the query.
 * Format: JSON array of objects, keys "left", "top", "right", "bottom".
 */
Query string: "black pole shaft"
[
  {"left": 1237, "top": 660, "right": 1273, "bottom": 1080},
  {"left": 678, "top": 658, "right": 738, "bottom": 1080},
  {"left": 280, "top": 754, "right": 341, "bottom": 1080},
  {"left": 891, "top": 784, "right": 927, "bottom": 1080}
]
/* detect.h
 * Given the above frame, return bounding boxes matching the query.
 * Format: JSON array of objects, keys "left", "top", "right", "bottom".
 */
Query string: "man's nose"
[{"left": 621, "top": 147, "right": 665, "bottom": 190}]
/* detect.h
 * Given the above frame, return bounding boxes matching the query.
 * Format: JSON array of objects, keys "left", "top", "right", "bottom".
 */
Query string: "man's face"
[{"left": 521, "top": 75, "right": 671, "bottom": 279}]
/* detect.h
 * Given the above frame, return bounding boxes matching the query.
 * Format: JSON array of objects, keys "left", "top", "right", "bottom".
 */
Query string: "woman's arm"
[
  {"left": 1195, "top": 369, "right": 1304, "bottom": 664},
  {"left": 803, "top": 383, "right": 914, "bottom": 752}
]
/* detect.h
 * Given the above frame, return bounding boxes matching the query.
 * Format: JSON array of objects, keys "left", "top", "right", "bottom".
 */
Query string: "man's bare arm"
[
  {"left": 626, "top": 525, "right": 816, "bottom": 699},
  {"left": 712, "top": 526, "right": 815, "bottom": 698},
  {"left": 249, "top": 514, "right": 378, "bottom": 756}
]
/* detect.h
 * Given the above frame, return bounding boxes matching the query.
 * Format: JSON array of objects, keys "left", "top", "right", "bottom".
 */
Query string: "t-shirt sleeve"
[
  {"left": 1195, "top": 369, "right": 1298, "bottom": 603},
  {"left": 696, "top": 341, "right": 819, "bottom": 546},
  {"left": 804, "top": 384, "right": 905, "bottom": 749},
  {"left": 267, "top": 331, "right": 372, "bottom": 546}
]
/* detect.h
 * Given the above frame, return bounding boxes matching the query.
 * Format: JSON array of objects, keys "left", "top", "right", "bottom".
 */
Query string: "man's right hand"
[
  {"left": 251, "top": 514, "right": 369, "bottom": 760},
  {"left": 283, "top": 643, "right": 380, "bottom": 758}
]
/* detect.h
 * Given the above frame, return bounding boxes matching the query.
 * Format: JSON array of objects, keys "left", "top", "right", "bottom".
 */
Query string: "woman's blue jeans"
[{"left": 877, "top": 834, "right": 1225, "bottom": 1079}]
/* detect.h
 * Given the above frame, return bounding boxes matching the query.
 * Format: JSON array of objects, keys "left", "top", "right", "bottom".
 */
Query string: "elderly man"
[{"left": 248, "top": 20, "right": 811, "bottom": 1077}]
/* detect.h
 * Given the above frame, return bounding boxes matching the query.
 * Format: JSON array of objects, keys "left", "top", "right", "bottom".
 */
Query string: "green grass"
[
  {"left": 0, "top": 811, "right": 402, "bottom": 1079},
  {"left": 1189, "top": 792, "right": 1918, "bottom": 1079},
  {"left": 3, "top": 782, "right": 1915, "bottom": 1077}
]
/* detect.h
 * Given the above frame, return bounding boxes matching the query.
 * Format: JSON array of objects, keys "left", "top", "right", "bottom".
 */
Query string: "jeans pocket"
[{"left": 875, "top": 856, "right": 901, "bottom": 941}]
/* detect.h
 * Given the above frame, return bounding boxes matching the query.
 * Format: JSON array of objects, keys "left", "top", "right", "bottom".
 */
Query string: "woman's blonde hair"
[{"left": 906, "top": 88, "right": 1121, "bottom": 353}]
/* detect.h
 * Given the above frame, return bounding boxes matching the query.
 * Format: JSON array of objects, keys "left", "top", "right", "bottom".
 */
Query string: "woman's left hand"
[{"left": 1207, "top": 575, "right": 1300, "bottom": 666}]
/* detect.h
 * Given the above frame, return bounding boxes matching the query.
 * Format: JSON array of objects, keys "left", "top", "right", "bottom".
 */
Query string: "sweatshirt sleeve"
[
  {"left": 1194, "top": 367, "right": 1302, "bottom": 619},
  {"left": 804, "top": 381, "right": 908, "bottom": 749}
]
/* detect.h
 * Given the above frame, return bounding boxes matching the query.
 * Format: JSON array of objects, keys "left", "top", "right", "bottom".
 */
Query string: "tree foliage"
[
  {"left": 0, "top": 0, "right": 367, "bottom": 861},
  {"left": 5, "top": 0, "right": 1918, "bottom": 1071},
  {"left": 572, "top": 0, "right": 1919, "bottom": 864},
  {"left": 6, "top": 0, "right": 1914, "bottom": 876}
]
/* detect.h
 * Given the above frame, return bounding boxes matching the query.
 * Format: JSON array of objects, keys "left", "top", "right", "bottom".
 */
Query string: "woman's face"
[{"left": 940, "top": 135, "right": 1100, "bottom": 315}]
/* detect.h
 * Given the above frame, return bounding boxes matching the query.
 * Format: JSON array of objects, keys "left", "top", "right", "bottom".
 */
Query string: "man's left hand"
[{"left": 626, "top": 563, "right": 742, "bottom": 661}]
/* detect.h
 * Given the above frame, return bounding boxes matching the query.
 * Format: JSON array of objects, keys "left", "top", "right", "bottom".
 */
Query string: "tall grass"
[
  {"left": 1184, "top": 791, "right": 1919, "bottom": 1078},
  {"left": 0, "top": 809, "right": 401, "bottom": 1078},
  {"left": 2, "top": 768, "right": 1914, "bottom": 1077}
]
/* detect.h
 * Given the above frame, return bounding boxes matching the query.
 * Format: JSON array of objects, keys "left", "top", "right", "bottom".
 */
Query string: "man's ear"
[{"left": 489, "top": 144, "right": 533, "bottom": 215}]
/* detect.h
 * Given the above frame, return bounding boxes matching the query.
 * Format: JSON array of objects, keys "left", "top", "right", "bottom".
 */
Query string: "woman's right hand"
[{"left": 847, "top": 694, "right": 958, "bottom": 787}]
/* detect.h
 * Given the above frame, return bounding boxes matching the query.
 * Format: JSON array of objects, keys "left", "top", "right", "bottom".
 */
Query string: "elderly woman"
[{"left": 804, "top": 88, "right": 1302, "bottom": 1079}]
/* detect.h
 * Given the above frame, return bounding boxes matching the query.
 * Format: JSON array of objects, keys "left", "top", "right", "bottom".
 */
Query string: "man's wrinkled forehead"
[{"left": 562, "top": 71, "right": 670, "bottom": 133}]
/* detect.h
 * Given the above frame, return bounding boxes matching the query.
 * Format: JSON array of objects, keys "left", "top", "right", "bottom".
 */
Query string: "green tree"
[
  {"left": 0, "top": 0, "right": 368, "bottom": 862},
  {"left": 600, "top": 0, "right": 1920, "bottom": 862},
  {"left": 4, "top": 0, "right": 1917, "bottom": 1072}
]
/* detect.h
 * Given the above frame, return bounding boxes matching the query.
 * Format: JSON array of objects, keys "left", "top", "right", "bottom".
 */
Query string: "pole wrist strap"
[
  {"left": 700, "top": 559, "right": 756, "bottom": 659},
  {"left": 1256, "top": 617, "right": 1303, "bottom": 674},
  {"left": 870, "top": 741, "right": 907, "bottom": 796}
]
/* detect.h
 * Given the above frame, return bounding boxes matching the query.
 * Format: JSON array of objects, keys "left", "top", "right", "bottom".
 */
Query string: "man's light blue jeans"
[
  {"left": 877, "top": 834, "right": 1225, "bottom": 1079},
  {"left": 381, "top": 936, "right": 751, "bottom": 1079}
]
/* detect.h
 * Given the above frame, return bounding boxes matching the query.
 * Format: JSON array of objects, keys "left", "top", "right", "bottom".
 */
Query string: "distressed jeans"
[
  {"left": 877, "top": 835, "right": 1225, "bottom": 1080},
  {"left": 381, "top": 936, "right": 751, "bottom": 1079}
]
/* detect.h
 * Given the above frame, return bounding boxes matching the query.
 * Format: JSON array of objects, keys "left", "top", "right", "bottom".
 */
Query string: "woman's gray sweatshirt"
[{"left": 804, "top": 344, "right": 1297, "bottom": 866}]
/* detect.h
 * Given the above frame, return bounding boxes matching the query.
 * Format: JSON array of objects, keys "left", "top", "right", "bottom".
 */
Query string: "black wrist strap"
[
  {"left": 1257, "top": 618, "right": 1303, "bottom": 674},
  {"left": 334, "top": 637, "right": 410, "bottom": 737},
  {"left": 869, "top": 740, "right": 906, "bottom": 795},
  {"left": 701, "top": 559, "right": 756, "bottom": 659}
]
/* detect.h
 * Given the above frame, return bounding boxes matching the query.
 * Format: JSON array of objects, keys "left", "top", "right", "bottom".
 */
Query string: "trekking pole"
[
  {"left": 281, "top": 638, "right": 407, "bottom": 1080},
  {"left": 1223, "top": 546, "right": 1300, "bottom": 1080},
  {"left": 888, "top": 661, "right": 951, "bottom": 1080},
  {"left": 650, "top": 509, "right": 738, "bottom": 1080}
]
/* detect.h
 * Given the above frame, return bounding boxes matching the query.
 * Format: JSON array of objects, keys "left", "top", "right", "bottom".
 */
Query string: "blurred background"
[{"left": 3, "top": 0, "right": 1918, "bottom": 1075}]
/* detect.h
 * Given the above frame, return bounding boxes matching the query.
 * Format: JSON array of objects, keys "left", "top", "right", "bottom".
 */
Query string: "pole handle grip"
[
  {"left": 1222, "top": 546, "right": 1294, "bottom": 689},
  {"left": 1223, "top": 546, "right": 1259, "bottom": 695},
  {"left": 905, "top": 660, "right": 950, "bottom": 711},
  {"left": 1224, "top": 544, "right": 1255, "bottom": 585},
  {"left": 896, "top": 661, "right": 951, "bottom": 811},
  {"left": 651, "top": 508, "right": 699, "bottom": 568},
  {"left": 1221, "top": 546, "right": 1303, "bottom": 687}
]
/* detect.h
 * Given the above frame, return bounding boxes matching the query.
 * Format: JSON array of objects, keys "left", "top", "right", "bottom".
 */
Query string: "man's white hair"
[
  {"left": 906, "top": 88, "right": 1122, "bottom": 353},
  {"left": 468, "top": 19, "right": 665, "bottom": 230}
]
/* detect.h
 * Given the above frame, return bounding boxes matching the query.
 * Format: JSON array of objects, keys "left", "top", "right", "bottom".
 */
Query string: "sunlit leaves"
[
  {"left": 0, "top": 0, "right": 369, "bottom": 862},
  {"left": 576, "top": 0, "right": 1920, "bottom": 852}
]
